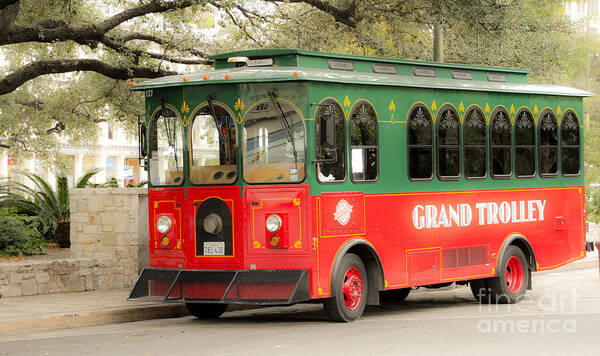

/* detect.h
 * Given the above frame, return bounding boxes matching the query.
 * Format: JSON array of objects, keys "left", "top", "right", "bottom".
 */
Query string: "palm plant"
[{"left": 0, "top": 169, "right": 100, "bottom": 248}]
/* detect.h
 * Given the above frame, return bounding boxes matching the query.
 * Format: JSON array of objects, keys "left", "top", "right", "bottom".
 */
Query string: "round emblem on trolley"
[{"left": 333, "top": 199, "right": 353, "bottom": 226}]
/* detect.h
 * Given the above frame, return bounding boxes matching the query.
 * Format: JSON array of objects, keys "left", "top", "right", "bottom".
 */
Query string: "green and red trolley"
[{"left": 128, "top": 49, "right": 593, "bottom": 322}]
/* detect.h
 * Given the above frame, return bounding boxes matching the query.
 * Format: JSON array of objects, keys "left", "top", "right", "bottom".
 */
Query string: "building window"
[
  {"left": 561, "top": 110, "right": 580, "bottom": 176},
  {"left": 463, "top": 107, "right": 487, "bottom": 179},
  {"left": 436, "top": 107, "right": 460, "bottom": 179},
  {"left": 490, "top": 109, "right": 512, "bottom": 178},
  {"left": 349, "top": 101, "right": 378, "bottom": 182},
  {"left": 315, "top": 99, "right": 346, "bottom": 183},
  {"left": 105, "top": 157, "right": 116, "bottom": 180},
  {"left": 539, "top": 110, "right": 558, "bottom": 177},
  {"left": 407, "top": 105, "right": 433, "bottom": 180},
  {"left": 514, "top": 110, "right": 536, "bottom": 177}
]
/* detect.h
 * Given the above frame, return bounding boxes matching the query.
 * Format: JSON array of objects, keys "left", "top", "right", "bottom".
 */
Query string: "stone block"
[
  {"left": 37, "top": 283, "right": 49, "bottom": 294},
  {"left": 35, "top": 270, "right": 50, "bottom": 283},
  {"left": 82, "top": 224, "right": 102, "bottom": 234},
  {"left": 0, "top": 284, "right": 22, "bottom": 297},
  {"left": 71, "top": 213, "right": 88, "bottom": 223},
  {"left": 9, "top": 272, "right": 22, "bottom": 284},
  {"left": 21, "top": 278, "right": 37, "bottom": 296},
  {"left": 87, "top": 197, "right": 104, "bottom": 212},
  {"left": 102, "top": 225, "right": 113, "bottom": 232}
]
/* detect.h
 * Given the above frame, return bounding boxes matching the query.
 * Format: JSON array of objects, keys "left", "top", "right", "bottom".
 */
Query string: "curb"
[
  {"left": 0, "top": 304, "right": 190, "bottom": 334},
  {"left": 0, "top": 303, "right": 256, "bottom": 334}
]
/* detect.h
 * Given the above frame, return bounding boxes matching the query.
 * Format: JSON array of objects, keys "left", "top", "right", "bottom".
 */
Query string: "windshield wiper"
[
  {"left": 161, "top": 99, "right": 179, "bottom": 172},
  {"left": 268, "top": 91, "right": 298, "bottom": 169},
  {"left": 207, "top": 95, "right": 232, "bottom": 166}
]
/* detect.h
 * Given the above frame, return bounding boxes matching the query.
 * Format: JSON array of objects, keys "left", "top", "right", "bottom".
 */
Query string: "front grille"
[{"left": 128, "top": 268, "right": 310, "bottom": 305}]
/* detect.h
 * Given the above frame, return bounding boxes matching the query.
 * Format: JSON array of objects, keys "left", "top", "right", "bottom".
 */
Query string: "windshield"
[
  {"left": 243, "top": 99, "right": 305, "bottom": 183},
  {"left": 148, "top": 105, "right": 184, "bottom": 186},
  {"left": 190, "top": 103, "right": 237, "bottom": 184}
]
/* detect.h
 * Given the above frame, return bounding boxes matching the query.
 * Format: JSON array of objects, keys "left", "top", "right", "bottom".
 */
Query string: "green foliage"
[
  {"left": 0, "top": 169, "right": 100, "bottom": 245},
  {"left": 0, "top": 214, "right": 47, "bottom": 256}
]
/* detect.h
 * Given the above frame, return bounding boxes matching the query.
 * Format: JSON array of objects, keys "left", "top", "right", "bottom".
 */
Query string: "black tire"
[
  {"left": 324, "top": 253, "right": 368, "bottom": 322},
  {"left": 380, "top": 288, "right": 411, "bottom": 302},
  {"left": 186, "top": 303, "right": 228, "bottom": 319},
  {"left": 470, "top": 246, "right": 530, "bottom": 304}
]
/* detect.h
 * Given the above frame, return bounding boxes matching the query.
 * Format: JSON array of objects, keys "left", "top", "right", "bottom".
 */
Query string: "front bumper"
[{"left": 128, "top": 267, "right": 310, "bottom": 305}]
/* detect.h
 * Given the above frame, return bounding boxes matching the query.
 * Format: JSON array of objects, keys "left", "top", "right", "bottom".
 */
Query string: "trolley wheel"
[
  {"left": 470, "top": 246, "right": 530, "bottom": 304},
  {"left": 323, "top": 253, "right": 368, "bottom": 322},
  {"left": 380, "top": 288, "right": 411, "bottom": 302},
  {"left": 186, "top": 303, "right": 228, "bottom": 319}
]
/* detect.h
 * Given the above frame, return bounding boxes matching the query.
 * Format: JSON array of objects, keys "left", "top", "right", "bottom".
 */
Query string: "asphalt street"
[{"left": 1, "top": 267, "right": 599, "bottom": 356}]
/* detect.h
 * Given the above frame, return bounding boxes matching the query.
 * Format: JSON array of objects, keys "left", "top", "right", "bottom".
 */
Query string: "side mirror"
[{"left": 138, "top": 122, "right": 148, "bottom": 169}]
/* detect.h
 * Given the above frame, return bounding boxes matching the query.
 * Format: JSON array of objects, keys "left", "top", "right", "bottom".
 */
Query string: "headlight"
[
  {"left": 266, "top": 214, "right": 282, "bottom": 233},
  {"left": 157, "top": 216, "right": 172, "bottom": 234}
]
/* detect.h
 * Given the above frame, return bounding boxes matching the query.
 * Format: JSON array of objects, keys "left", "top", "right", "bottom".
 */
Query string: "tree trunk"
[{"left": 55, "top": 221, "right": 70, "bottom": 248}]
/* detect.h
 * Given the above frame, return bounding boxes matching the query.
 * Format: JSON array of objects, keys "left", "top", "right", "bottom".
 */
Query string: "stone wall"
[
  {"left": 70, "top": 188, "right": 149, "bottom": 280},
  {"left": 0, "top": 258, "right": 128, "bottom": 297},
  {"left": 0, "top": 188, "right": 149, "bottom": 298}
]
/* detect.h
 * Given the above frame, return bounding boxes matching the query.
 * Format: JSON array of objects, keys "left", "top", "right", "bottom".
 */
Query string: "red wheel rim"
[
  {"left": 342, "top": 266, "right": 363, "bottom": 311},
  {"left": 505, "top": 256, "right": 524, "bottom": 293}
]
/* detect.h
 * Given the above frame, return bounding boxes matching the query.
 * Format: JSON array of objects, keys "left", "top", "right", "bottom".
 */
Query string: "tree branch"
[
  {"left": 100, "top": 36, "right": 211, "bottom": 65},
  {"left": 264, "top": 0, "right": 358, "bottom": 27},
  {"left": 0, "top": 59, "right": 176, "bottom": 95},
  {"left": 0, "top": 0, "right": 18, "bottom": 12}
]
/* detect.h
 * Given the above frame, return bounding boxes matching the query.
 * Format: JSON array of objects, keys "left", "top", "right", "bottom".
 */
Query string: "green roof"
[
  {"left": 130, "top": 66, "right": 592, "bottom": 97},
  {"left": 210, "top": 48, "right": 531, "bottom": 74}
]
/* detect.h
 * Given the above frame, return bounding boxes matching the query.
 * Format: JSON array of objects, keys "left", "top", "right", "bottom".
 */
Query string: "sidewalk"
[
  {"left": 0, "top": 289, "right": 190, "bottom": 334},
  {"left": 0, "top": 252, "right": 597, "bottom": 334}
]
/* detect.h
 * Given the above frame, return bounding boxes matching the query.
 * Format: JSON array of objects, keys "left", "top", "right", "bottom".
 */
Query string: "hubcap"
[
  {"left": 505, "top": 256, "right": 524, "bottom": 293},
  {"left": 342, "top": 266, "right": 363, "bottom": 311}
]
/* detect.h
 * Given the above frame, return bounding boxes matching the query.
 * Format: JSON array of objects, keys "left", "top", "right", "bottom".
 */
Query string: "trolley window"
[
  {"left": 243, "top": 98, "right": 306, "bottom": 183},
  {"left": 148, "top": 105, "right": 184, "bottom": 186},
  {"left": 349, "top": 101, "right": 378, "bottom": 182},
  {"left": 437, "top": 107, "right": 460, "bottom": 179},
  {"left": 561, "top": 111, "right": 580, "bottom": 176},
  {"left": 189, "top": 102, "right": 237, "bottom": 184},
  {"left": 408, "top": 105, "right": 433, "bottom": 180},
  {"left": 463, "top": 107, "right": 487, "bottom": 179},
  {"left": 514, "top": 109, "right": 536, "bottom": 177},
  {"left": 539, "top": 111, "right": 558, "bottom": 177},
  {"left": 490, "top": 109, "right": 512, "bottom": 178},
  {"left": 315, "top": 100, "right": 346, "bottom": 183}
]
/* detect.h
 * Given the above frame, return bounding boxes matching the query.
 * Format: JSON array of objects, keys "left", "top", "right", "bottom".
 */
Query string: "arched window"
[
  {"left": 514, "top": 109, "right": 535, "bottom": 178},
  {"left": 349, "top": 101, "right": 378, "bottom": 182},
  {"left": 436, "top": 107, "right": 460, "bottom": 179},
  {"left": 407, "top": 105, "right": 433, "bottom": 180},
  {"left": 243, "top": 99, "right": 306, "bottom": 183},
  {"left": 189, "top": 102, "right": 237, "bottom": 184},
  {"left": 148, "top": 105, "right": 184, "bottom": 186},
  {"left": 561, "top": 110, "right": 580, "bottom": 176},
  {"left": 490, "top": 109, "right": 512, "bottom": 178},
  {"left": 539, "top": 110, "right": 558, "bottom": 176},
  {"left": 315, "top": 100, "right": 346, "bottom": 183},
  {"left": 463, "top": 107, "right": 487, "bottom": 179}
]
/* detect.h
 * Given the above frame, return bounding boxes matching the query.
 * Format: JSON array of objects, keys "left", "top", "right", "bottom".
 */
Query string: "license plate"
[{"left": 204, "top": 242, "right": 225, "bottom": 255}]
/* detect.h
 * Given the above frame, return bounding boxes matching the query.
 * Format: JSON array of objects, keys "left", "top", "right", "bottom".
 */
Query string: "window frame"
[
  {"left": 514, "top": 108, "right": 537, "bottom": 179},
  {"left": 462, "top": 106, "right": 488, "bottom": 180},
  {"left": 147, "top": 104, "right": 185, "bottom": 187},
  {"left": 407, "top": 104, "right": 434, "bottom": 181},
  {"left": 348, "top": 100, "right": 379, "bottom": 183},
  {"left": 188, "top": 101, "right": 238, "bottom": 186},
  {"left": 241, "top": 97, "right": 308, "bottom": 185},
  {"left": 315, "top": 98, "right": 347, "bottom": 184},
  {"left": 436, "top": 105, "right": 461, "bottom": 181},
  {"left": 489, "top": 107, "right": 513, "bottom": 179},
  {"left": 560, "top": 109, "right": 581, "bottom": 177},
  {"left": 538, "top": 109, "right": 559, "bottom": 178}
]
